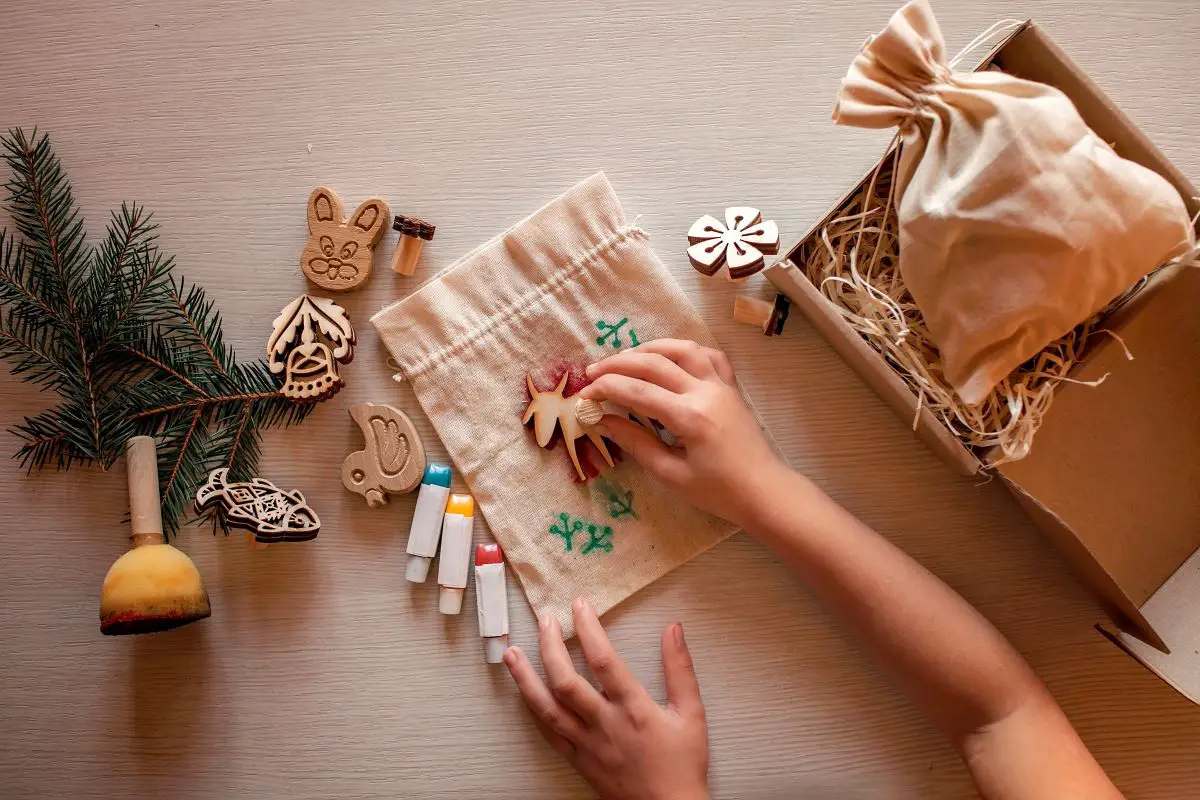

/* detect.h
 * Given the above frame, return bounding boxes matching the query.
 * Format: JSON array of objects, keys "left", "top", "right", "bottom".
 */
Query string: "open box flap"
[
  {"left": 997, "top": 267, "right": 1200, "bottom": 652},
  {"left": 1103, "top": 546, "right": 1200, "bottom": 705}
]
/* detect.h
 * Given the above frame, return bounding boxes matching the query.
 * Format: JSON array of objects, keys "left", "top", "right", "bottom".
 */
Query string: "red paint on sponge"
[{"left": 475, "top": 542, "right": 504, "bottom": 565}]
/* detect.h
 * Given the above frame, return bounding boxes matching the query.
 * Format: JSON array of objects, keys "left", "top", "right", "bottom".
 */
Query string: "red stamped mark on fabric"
[{"left": 522, "top": 362, "right": 619, "bottom": 483}]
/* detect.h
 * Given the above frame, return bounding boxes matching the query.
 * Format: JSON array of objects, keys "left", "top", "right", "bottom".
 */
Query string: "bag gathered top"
[{"left": 833, "top": 0, "right": 1196, "bottom": 404}]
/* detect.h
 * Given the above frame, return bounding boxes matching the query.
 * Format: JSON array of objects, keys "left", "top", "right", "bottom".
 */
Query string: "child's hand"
[
  {"left": 582, "top": 339, "right": 787, "bottom": 529},
  {"left": 504, "top": 598, "right": 710, "bottom": 800}
]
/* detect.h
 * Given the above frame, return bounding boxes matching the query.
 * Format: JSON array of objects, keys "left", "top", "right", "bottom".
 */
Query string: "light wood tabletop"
[{"left": 2, "top": 1, "right": 1198, "bottom": 797}]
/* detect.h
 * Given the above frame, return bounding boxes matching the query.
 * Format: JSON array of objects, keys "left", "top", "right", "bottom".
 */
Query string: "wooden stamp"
[
  {"left": 574, "top": 398, "right": 605, "bottom": 427},
  {"left": 268, "top": 294, "right": 356, "bottom": 402},
  {"left": 687, "top": 206, "right": 780, "bottom": 280},
  {"left": 195, "top": 468, "right": 321, "bottom": 543},
  {"left": 301, "top": 186, "right": 390, "bottom": 292},
  {"left": 99, "top": 437, "right": 211, "bottom": 635},
  {"left": 341, "top": 402, "right": 427, "bottom": 508},
  {"left": 523, "top": 371, "right": 614, "bottom": 482},
  {"left": 390, "top": 215, "right": 436, "bottom": 276},
  {"left": 733, "top": 294, "right": 791, "bottom": 336}
]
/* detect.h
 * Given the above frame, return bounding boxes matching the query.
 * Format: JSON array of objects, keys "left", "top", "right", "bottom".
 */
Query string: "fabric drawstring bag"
[
  {"left": 834, "top": 0, "right": 1196, "bottom": 405},
  {"left": 372, "top": 173, "right": 741, "bottom": 637}
]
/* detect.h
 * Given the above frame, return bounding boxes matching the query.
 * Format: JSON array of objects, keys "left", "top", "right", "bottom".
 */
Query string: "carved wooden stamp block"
[
  {"left": 300, "top": 186, "right": 389, "bottom": 292},
  {"left": 341, "top": 402, "right": 427, "bottom": 508},
  {"left": 267, "top": 295, "right": 356, "bottom": 402},
  {"left": 523, "top": 371, "right": 614, "bottom": 482},
  {"left": 195, "top": 468, "right": 321, "bottom": 543},
  {"left": 686, "top": 206, "right": 780, "bottom": 280}
]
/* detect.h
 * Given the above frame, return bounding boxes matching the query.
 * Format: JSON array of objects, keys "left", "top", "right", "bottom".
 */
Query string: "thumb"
[
  {"left": 595, "top": 416, "right": 688, "bottom": 486},
  {"left": 662, "top": 622, "right": 704, "bottom": 718}
]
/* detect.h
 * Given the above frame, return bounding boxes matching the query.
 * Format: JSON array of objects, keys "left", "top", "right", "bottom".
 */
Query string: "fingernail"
[
  {"left": 585, "top": 363, "right": 597, "bottom": 377},
  {"left": 538, "top": 616, "right": 549, "bottom": 633},
  {"left": 573, "top": 597, "right": 587, "bottom": 614},
  {"left": 674, "top": 622, "right": 685, "bottom": 646},
  {"left": 503, "top": 647, "right": 519, "bottom": 666}
]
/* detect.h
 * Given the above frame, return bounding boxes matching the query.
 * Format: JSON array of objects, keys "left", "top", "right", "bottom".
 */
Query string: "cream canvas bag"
[
  {"left": 834, "top": 0, "right": 1196, "bottom": 404},
  {"left": 372, "top": 173, "right": 739, "bottom": 637}
]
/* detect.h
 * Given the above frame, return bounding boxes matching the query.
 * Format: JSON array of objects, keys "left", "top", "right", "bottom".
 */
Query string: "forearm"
[{"left": 742, "top": 467, "right": 1049, "bottom": 745}]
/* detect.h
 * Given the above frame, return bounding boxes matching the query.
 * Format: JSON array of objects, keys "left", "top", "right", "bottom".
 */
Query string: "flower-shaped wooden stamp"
[
  {"left": 686, "top": 206, "right": 779, "bottom": 280},
  {"left": 301, "top": 186, "right": 390, "bottom": 292},
  {"left": 523, "top": 372, "right": 614, "bottom": 482},
  {"left": 268, "top": 294, "right": 355, "bottom": 401}
]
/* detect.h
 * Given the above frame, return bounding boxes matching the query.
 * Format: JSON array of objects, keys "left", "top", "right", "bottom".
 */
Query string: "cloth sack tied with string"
[
  {"left": 372, "top": 173, "right": 750, "bottom": 638},
  {"left": 834, "top": 0, "right": 1196, "bottom": 405}
]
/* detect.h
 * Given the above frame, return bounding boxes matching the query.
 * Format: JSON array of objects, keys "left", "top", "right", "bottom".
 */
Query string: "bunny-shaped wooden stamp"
[{"left": 300, "top": 186, "right": 390, "bottom": 292}]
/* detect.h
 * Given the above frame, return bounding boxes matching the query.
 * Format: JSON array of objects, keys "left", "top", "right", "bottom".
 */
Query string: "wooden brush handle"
[{"left": 126, "top": 436, "right": 164, "bottom": 542}]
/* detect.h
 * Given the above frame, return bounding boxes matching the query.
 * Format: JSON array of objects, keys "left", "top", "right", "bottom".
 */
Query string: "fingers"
[
  {"left": 585, "top": 351, "right": 696, "bottom": 393},
  {"left": 531, "top": 714, "right": 577, "bottom": 760},
  {"left": 504, "top": 645, "right": 586, "bottom": 743},
  {"left": 592, "top": 416, "right": 690, "bottom": 486},
  {"left": 630, "top": 339, "right": 737, "bottom": 384},
  {"left": 661, "top": 623, "right": 705, "bottom": 719},
  {"left": 580, "top": 374, "right": 686, "bottom": 431},
  {"left": 573, "top": 597, "right": 644, "bottom": 704},
  {"left": 540, "top": 616, "right": 608, "bottom": 724}
]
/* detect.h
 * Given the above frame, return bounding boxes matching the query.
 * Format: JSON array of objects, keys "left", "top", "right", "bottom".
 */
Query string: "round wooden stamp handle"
[{"left": 125, "top": 436, "right": 164, "bottom": 545}]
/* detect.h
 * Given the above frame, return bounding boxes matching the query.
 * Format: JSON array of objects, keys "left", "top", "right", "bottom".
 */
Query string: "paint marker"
[
  {"left": 475, "top": 543, "right": 509, "bottom": 663},
  {"left": 437, "top": 494, "right": 474, "bottom": 614},
  {"left": 405, "top": 463, "right": 452, "bottom": 583}
]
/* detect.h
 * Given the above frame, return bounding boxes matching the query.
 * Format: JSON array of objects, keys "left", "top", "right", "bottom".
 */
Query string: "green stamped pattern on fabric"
[
  {"left": 595, "top": 480, "right": 638, "bottom": 520},
  {"left": 595, "top": 318, "right": 640, "bottom": 349},
  {"left": 550, "top": 512, "right": 615, "bottom": 556}
]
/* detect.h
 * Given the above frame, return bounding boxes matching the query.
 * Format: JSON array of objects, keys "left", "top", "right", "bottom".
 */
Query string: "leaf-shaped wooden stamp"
[
  {"left": 341, "top": 402, "right": 427, "bottom": 508},
  {"left": 267, "top": 294, "right": 356, "bottom": 402},
  {"left": 300, "top": 186, "right": 390, "bottom": 292}
]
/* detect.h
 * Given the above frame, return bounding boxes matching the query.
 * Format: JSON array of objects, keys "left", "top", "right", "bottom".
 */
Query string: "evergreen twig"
[{"left": 0, "top": 129, "right": 316, "bottom": 535}]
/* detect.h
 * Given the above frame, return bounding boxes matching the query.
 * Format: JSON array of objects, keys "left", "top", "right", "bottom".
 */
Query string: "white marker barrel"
[
  {"left": 406, "top": 463, "right": 452, "bottom": 583},
  {"left": 437, "top": 494, "right": 474, "bottom": 614},
  {"left": 475, "top": 543, "right": 509, "bottom": 663}
]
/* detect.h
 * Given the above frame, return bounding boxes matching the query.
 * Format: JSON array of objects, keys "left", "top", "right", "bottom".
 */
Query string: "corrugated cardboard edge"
[{"left": 1097, "top": 627, "right": 1199, "bottom": 705}]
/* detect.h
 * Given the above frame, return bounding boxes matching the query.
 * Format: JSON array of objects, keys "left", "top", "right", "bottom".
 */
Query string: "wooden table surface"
[{"left": 2, "top": 1, "right": 1198, "bottom": 797}]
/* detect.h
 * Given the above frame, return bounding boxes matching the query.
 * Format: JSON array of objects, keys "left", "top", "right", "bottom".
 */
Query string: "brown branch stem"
[
  {"left": 129, "top": 391, "right": 282, "bottom": 420},
  {"left": 119, "top": 344, "right": 210, "bottom": 397},
  {"left": 160, "top": 407, "right": 202, "bottom": 505}
]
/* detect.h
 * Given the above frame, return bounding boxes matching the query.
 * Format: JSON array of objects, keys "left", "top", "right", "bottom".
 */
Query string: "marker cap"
[
  {"left": 422, "top": 463, "right": 452, "bottom": 488},
  {"left": 406, "top": 554, "right": 432, "bottom": 583},
  {"left": 439, "top": 586, "right": 465, "bottom": 615},
  {"left": 484, "top": 635, "right": 508, "bottom": 664}
]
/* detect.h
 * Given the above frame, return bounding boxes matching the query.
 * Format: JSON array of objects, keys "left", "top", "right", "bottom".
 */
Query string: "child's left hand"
[{"left": 503, "top": 597, "right": 711, "bottom": 800}]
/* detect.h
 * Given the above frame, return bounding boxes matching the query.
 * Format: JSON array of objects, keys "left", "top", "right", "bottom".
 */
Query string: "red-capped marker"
[{"left": 474, "top": 543, "right": 508, "bottom": 663}]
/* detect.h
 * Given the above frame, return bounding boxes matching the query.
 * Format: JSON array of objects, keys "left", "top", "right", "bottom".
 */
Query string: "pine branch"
[
  {"left": 3, "top": 129, "right": 104, "bottom": 458},
  {"left": 0, "top": 128, "right": 320, "bottom": 535}
]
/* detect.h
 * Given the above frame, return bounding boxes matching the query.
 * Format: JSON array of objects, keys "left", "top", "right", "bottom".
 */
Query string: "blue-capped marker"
[{"left": 406, "top": 464, "right": 452, "bottom": 583}]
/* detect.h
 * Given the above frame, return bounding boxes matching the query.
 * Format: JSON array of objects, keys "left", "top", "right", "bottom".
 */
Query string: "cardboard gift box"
[{"left": 766, "top": 21, "right": 1200, "bottom": 702}]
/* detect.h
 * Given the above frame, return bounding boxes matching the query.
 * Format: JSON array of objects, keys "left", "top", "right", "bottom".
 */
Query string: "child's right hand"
[{"left": 582, "top": 339, "right": 788, "bottom": 530}]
